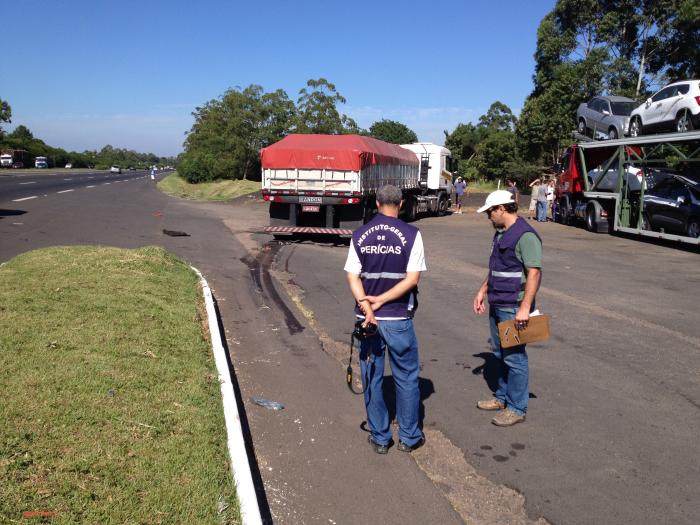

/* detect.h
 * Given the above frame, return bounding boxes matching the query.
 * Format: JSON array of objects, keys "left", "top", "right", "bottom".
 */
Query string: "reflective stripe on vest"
[
  {"left": 361, "top": 272, "right": 406, "bottom": 280},
  {"left": 491, "top": 270, "right": 523, "bottom": 278}
]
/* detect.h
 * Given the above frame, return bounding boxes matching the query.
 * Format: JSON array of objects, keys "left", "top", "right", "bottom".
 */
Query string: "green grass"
[
  {"left": 158, "top": 174, "right": 260, "bottom": 201},
  {"left": 465, "top": 180, "right": 500, "bottom": 193},
  {"left": 0, "top": 246, "right": 239, "bottom": 524}
]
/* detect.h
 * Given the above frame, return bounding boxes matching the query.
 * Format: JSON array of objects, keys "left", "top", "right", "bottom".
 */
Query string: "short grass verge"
[
  {"left": 0, "top": 246, "right": 239, "bottom": 524},
  {"left": 158, "top": 173, "right": 259, "bottom": 201}
]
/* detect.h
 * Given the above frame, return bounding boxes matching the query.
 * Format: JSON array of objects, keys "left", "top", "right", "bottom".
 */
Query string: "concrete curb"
[{"left": 191, "top": 266, "right": 263, "bottom": 525}]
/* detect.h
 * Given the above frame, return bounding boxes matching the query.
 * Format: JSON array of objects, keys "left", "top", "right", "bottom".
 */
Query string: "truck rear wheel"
[
  {"left": 437, "top": 194, "right": 448, "bottom": 216},
  {"left": 585, "top": 204, "right": 597, "bottom": 232},
  {"left": 404, "top": 197, "right": 418, "bottom": 222},
  {"left": 557, "top": 197, "right": 572, "bottom": 225}
]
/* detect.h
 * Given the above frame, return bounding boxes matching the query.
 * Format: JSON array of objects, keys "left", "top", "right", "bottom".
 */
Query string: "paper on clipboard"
[{"left": 497, "top": 314, "right": 550, "bottom": 349}]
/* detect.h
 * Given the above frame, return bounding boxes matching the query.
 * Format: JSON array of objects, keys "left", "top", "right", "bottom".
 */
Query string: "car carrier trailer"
[
  {"left": 260, "top": 134, "right": 454, "bottom": 236},
  {"left": 555, "top": 130, "right": 700, "bottom": 246}
]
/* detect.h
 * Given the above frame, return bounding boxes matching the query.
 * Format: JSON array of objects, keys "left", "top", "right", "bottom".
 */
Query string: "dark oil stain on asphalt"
[
  {"left": 473, "top": 452, "right": 485, "bottom": 457},
  {"left": 493, "top": 455, "right": 509, "bottom": 462},
  {"left": 480, "top": 445, "right": 493, "bottom": 450},
  {"left": 509, "top": 450, "right": 517, "bottom": 457},
  {"left": 241, "top": 241, "right": 304, "bottom": 335},
  {"left": 511, "top": 443, "right": 525, "bottom": 450}
]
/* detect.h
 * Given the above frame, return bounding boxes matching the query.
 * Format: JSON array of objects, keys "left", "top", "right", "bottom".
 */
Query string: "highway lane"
[{"left": 0, "top": 170, "right": 161, "bottom": 203}]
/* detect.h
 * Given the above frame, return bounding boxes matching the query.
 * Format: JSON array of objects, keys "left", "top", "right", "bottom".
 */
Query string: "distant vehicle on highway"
[
  {"left": 1, "top": 149, "right": 31, "bottom": 168},
  {"left": 577, "top": 95, "right": 637, "bottom": 139},
  {"left": 110, "top": 165, "right": 122, "bottom": 174},
  {"left": 65, "top": 163, "right": 73, "bottom": 169},
  {"left": 35, "top": 156, "right": 49, "bottom": 168},
  {"left": 629, "top": 80, "right": 700, "bottom": 136},
  {"left": 128, "top": 166, "right": 135, "bottom": 171}
]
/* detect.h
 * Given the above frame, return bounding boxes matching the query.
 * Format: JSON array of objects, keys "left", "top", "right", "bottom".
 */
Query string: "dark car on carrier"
[{"left": 642, "top": 171, "right": 700, "bottom": 238}]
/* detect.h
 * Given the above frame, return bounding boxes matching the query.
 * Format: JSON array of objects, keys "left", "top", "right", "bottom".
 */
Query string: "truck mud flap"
[{"left": 263, "top": 226, "right": 353, "bottom": 235}]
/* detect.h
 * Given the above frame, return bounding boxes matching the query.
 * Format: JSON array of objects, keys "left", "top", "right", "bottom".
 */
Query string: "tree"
[
  {"left": 367, "top": 119, "right": 418, "bottom": 144},
  {"left": 296, "top": 78, "right": 358, "bottom": 134},
  {"left": 0, "top": 97, "right": 10, "bottom": 135},
  {"left": 179, "top": 84, "right": 296, "bottom": 183},
  {"left": 473, "top": 131, "right": 519, "bottom": 181},
  {"left": 444, "top": 123, "right": 486, "bottom": 161},
  {"left": 8, "top": 124, "right": 33, "bottom": 142},
  {"left": 478, "top": 101, "right": 517, "bottom": 132}
]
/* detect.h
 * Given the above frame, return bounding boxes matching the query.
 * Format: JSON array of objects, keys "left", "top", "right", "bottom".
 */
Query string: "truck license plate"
[
  {"left": 299, "top": 196, "right": 322, "bottom": 203},
  {"left": 302, "top": 205, "right": 320, "bottom": 213}
]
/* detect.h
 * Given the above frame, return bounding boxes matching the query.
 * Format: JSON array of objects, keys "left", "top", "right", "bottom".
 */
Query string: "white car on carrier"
[{"left": 629, "top": 80, "right": 700, "bottom": 137}]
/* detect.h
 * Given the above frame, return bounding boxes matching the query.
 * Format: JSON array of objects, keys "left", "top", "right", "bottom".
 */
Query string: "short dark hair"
[
  {"left": 376, "top": 185, "right": 402, "bottom": 206},
  {"left": 503, "top": 202, "right": 518, "bottom": 214}
]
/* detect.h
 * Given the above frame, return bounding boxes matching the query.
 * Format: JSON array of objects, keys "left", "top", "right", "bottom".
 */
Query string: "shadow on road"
[
  {"left": 472, "top": 352, "right": 537, "bottom": 399},
  {"left": 380, "top": 375, "right": 435, "bottom": 430},
  {"left": 0, "top": 209, "right": 27, "bottom": 219}
]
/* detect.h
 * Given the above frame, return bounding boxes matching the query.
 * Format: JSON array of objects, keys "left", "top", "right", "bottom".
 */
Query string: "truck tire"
[
  {"left": 585, "top": 201, "right": 609, "bottom": 233},
  {"left": 557, "top": 196, "right": 572, "bottom": 225},
  {"left": 585, "top": 204, "right": 598, "bottom": 232},
  {"left": 405, "top": 197, "right": 418, "bottom": 222},
  {"left": 437, "top": 194, "right": 449, "bottom": 216}
]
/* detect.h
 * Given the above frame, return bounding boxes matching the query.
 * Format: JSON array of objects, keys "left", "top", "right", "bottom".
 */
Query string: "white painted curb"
[{"left": 191, "top": 266, "right": 263, "bottom": 525}]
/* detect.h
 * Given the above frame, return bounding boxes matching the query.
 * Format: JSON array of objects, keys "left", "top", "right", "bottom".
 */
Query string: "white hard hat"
[{"left": 476, "top": 190, "right": 515, "bottom": 213}]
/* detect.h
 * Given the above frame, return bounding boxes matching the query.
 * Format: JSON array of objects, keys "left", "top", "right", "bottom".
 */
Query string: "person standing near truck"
[
  {"left": 345, "top": 184, "right": 427, "bottom": 454},
  {"left": 527, "top": 179, "right": 540, "bottom": 220},
  {"left": 536, "top": 179, "right": 549, "bottom": 222},
  {"left": 454, "top": 176, "right": 467, "bottom": 214},
  {"left": 472, "top": 190, "right": 542, "bottom": 426},
  {"left": 506, "top": 179, "right": 520, "bottom": 205}
]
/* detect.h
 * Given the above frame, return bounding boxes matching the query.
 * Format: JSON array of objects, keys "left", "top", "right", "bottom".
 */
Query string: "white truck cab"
[{"left": 400, "top": 142, "right": 454, "bottom": 193}]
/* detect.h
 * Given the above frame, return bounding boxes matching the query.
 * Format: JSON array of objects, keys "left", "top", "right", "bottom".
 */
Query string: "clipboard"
[{"left": 497, "top": 314, "right": 550, "bottom": 349}]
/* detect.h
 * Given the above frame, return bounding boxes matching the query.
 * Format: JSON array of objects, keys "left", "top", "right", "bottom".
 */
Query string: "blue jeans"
[
  {"left": 359, "top": 318, "right": 423, "bottom": 446},
  {"left": 536, "top": 201, "right": 547, "bottom": 222},
  {"left": 488, "top": 306, "right": 529, "bottom": 415}
]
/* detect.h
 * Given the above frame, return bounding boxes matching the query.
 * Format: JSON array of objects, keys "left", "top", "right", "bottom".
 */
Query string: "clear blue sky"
[{"left": 3, "top": 0, "right": 554, "bottom": 157}]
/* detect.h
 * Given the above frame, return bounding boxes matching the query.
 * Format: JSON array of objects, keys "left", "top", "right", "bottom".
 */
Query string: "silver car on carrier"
[{"left": 576, "top": 95, "right": 637, "bottom": 140}]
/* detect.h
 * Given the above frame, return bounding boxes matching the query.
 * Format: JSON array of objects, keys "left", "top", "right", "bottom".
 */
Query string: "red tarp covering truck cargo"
[{"left": 261, "top": 134, "right": 421, "bottom": 235}]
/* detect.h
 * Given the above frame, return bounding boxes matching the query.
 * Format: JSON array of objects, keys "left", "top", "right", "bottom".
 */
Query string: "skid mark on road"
[{"left": 239, "top": 238, "right": 304, "bottom": 335}]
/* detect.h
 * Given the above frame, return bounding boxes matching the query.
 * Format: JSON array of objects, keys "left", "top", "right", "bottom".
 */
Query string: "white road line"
[
  {"left": 64, "top": 178, "right": 72, "bottom": 181},
  {"left": 57, "top": 189, "right": 74, "bottom": 194},
  {"left": 87, "top": 176, "right": 94, "bottom": 179},
  {"left": 104, "top": 182, "right": 111, "bottom": 185},
  {"left": 19, "top": 181, "right": 37, "bottom": 185},
  {"left": 12, "top": 196, "right": 37, "bottom": 202},
  {"left": 86, "top": 185, "right": 95, "bottom": 188}
]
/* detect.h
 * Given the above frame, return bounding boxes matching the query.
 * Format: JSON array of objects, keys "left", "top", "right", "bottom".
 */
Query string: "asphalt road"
[
  {"left": 0, "top": 168, "right": 155, "bottom": 203},
  {"left": 268, "top": 201, "right": 700, "bottom": 525},
  {"left": 2, "top": 182, "right": 698, "bottom": 524}
]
